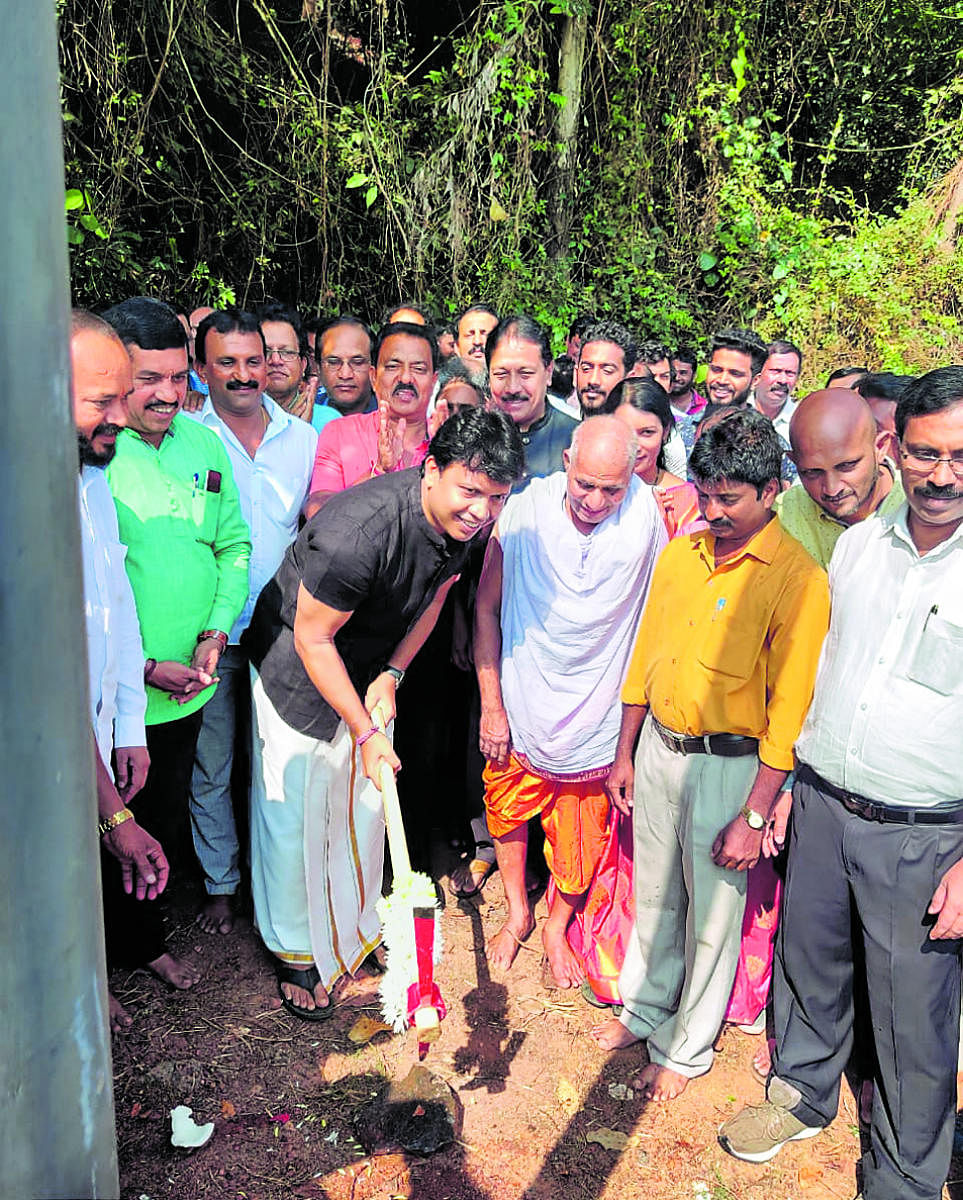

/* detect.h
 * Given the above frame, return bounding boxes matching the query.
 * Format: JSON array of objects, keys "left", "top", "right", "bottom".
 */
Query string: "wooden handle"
[{"left": 372, "top": 704, "right": 411, "bottom": 880}]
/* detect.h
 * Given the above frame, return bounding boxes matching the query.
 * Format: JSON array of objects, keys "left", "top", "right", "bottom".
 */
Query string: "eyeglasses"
[
  {"left": 900, "top": 445, "right": 963, "bottom": 478},
  {"left": 322, "top": 356, "right": 370, "bottom": 373},
  {"left": 265, "top": 347, "right": 301, "bottom": 362}
]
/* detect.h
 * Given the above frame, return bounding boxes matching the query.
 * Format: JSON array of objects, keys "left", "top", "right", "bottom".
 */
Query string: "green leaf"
[
  {"left": 65, "top": 188, "right": 84, "bottom": 212},
  {"left": 698, "top": 252, "right": 717, "bottom": 271},
  {"left": 80, "top": 212, "right": 106, "bottom": 236},
  {"left": 345, "top": 173, "right": 368, "bottom": 188},
  {"left": 772, "top": 263, "right": 789, "bottom": 281},
  {"left": 364, "top": 185, "right": 378, "bottom": 209},
  {"left": 704, "top": 272, "right": 719, "bottom": 286},
  {"left": 66, "top": 225, "right": 84, "bottom": 245}
]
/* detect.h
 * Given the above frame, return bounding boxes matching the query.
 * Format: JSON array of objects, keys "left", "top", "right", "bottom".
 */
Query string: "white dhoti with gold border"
[{"left": 249, "top": 666, "right": 385, "bottom": 989}]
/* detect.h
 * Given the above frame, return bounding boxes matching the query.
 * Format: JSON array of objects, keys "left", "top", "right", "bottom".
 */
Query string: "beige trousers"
[{"left": 617, "top": 716, "right": 756, "bottom": 1077}]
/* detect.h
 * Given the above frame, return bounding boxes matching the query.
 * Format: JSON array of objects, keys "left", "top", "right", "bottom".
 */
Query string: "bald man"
[
  {"left": 473, "top": 417, "right": 667, "bottom": 986},
  {"left": 775, "top": 389, "right": 905, "bottom": 568}
]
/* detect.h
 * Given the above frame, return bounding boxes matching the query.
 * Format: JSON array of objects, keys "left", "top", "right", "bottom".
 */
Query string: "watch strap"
[{"left": 740, "top": 803, "right": 766, "bottom": 830}]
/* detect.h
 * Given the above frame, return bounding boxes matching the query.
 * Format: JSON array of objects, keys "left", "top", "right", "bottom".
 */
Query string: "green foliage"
[{"left": 59, "top": 0, "right": 963, "bottom": 369}]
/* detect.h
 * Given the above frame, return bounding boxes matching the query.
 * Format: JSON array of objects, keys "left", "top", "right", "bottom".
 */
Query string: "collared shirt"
[
  {"left": 311, "top": 386, "right": 378, "bottom": 434},
  {"left": 188, "top": 369, "right": 209, "bottom": 397},
  {"left": 498, "top": 472, "right": 667, "bottom": 773},
  {"left": 187, "top": 396, "right": 318, "bottom": 641},
  {"left": 753, "top": 395, "right": 798, "bottom": 445},
  {"left": 309, "top": 408, "right": 429, "bottom": 495},
  {"left": 515, "top": 402, "right": 579, "bottom": 489},
  {"left": 774, "top": 466, "right": 905, "bottom": 569},
  {"left": 622, "top": 518, "right": 829, "bottom": 770},
  {"left": 78, "top": 466, "right": 147, "bottom": 767},
  {"left": 674, "top": 390, "right": 706, "bottom": 418},
  {"left": 796, "top": 504, "right": 963, "bottom": 806},
  {"left": 106, "top": 414, "right": 251, "bottom": 724},
  {"left": 244, "top": 469, "right": 473, "bottom": 740}
]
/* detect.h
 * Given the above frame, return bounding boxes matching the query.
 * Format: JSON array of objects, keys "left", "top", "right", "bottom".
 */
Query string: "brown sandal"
[{"left": 449, "top": 856, "right": 497, "bottom": 899}]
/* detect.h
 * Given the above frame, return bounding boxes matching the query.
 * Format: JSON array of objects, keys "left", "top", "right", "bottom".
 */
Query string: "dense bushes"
[{"left": 60, "top": 0, "right": 963, "bottom": 372}]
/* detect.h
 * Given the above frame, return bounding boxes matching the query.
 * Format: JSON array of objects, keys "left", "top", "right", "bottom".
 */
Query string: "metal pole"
[{"left": 0, "top": 4, "right": 120, "bottom": 1198}]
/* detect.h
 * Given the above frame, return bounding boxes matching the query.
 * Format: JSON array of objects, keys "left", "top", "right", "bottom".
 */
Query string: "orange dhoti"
[{"left": 483, "top": 751, "right": 611, "bottom": 895}]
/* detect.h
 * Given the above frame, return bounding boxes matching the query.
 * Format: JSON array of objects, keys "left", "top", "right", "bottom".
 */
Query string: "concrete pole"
[{"left": 0, "top": 5, "right": 120, "bottom": 1198}]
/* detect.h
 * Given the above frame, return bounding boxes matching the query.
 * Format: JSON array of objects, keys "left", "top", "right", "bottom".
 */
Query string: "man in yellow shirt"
[{"left": 592, "top": 407, "right": 829, "bottom": 1102}]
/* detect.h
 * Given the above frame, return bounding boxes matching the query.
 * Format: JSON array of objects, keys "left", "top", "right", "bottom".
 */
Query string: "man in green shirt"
[
  {"left": 775, "top": 388, "right": 904, "bottom": 569},
  {"left": 103, "top": 297, "right": 251, "bottom": 991}
]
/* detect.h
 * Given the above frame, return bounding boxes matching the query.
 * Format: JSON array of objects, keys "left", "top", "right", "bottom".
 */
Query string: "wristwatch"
[
  {"left": 382, "top": 664, "right": 405, "bottom": 688},
  {"left": 740, "top": 804, "right": 766, "bottom": 831},
  {"left": 99, "top": 808, "right": 134, "bottom": 837}
]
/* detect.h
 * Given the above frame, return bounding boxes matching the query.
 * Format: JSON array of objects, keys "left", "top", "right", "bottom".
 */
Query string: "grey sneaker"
[{"left": 718, "top": 1080, "right": 823, "bottom": 1163}]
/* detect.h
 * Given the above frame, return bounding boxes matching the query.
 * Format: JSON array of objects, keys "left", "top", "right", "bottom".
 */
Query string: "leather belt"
[
  {"left": 653, "top": 719, "right": 758, "bottom": 758},
  {"left": 797, "top": 763, "right": 963, "bottom": 826}
]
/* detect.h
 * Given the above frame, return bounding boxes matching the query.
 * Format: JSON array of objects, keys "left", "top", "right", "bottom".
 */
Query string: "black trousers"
[
  {"left": 101, "top": 709, "right": 204, "bottom": 967},
  {"left": 772, "top": 774, "right": 963, "bottom": 1200},
  {"left": 394, "top": 597, "right": 473, "bottom": 873}
]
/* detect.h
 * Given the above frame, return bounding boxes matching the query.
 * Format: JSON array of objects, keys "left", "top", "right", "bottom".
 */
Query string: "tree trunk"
[{"left": 550, "top": 3, "right": 590, "bottom": 264}]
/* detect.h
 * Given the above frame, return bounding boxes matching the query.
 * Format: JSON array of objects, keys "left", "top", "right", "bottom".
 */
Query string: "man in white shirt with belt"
[
  {"left": 720, "top": 366, "right": 963, "bottom": 1200},
  {"left": 187, "top": 309, "right": 318, "bottom": 933}
]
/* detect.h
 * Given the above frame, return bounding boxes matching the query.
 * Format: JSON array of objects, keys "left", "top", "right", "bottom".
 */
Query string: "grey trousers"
[
  {"left": 771, "top": 773, "right": 963, "bottom": 1200},
  {"left": 617, "top": 717, "right": 756, "bottom": 1076}
]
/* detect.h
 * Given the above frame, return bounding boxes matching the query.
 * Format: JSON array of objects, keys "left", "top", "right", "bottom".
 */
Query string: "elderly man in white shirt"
[
  {"left": 720, "top": 366, "right": 963, "bottom": 1200},
  {"left": 474, "top": 416, "right": 666, "bottom": 987},
  {"left": 186, "top": 311, "right": 318, "bottom": 934}
]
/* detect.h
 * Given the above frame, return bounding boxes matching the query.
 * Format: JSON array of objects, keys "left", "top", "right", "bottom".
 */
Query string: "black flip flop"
[{"left": 276, "top": 962, "right": 334, "bottom": 1022}]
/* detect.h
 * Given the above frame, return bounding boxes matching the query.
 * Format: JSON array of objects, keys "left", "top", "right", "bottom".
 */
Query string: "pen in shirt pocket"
[{"left": 712, "top": 597, "right": 727, "bottom": 622}]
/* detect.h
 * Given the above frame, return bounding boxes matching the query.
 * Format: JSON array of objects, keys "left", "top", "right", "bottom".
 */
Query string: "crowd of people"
[{"left": 74, "top": 295, "right": 963, "bottom": 1200}]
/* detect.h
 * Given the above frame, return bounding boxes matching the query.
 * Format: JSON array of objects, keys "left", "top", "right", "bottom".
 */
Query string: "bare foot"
[
  {"left": 146, "top": 952, "right": 201, "bottom": 990},
  {"left": 634, "top": 1062, "right": 689, "bottom": 1102},
  {"left": 591, "top": 1016, "right": 641, "bottom": 1051},
  {"left": 108, "top": 991, "right": 133, "bottom": 1033},
  {"left": 487, "top": 914, "right": 535, "bottom": 971},
  {"left": 196, "top": 894, "right": 235, "bottom": 935},
  {"left": 542, "top": 925, "right": 585, "bottom": 989},
  {"left": 752, "top": 1038, "right": 772, "bottom": 1080}
]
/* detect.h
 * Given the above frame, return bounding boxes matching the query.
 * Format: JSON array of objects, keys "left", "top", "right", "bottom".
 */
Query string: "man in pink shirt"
[{"left": 304, "top": 321, "right": 437, "bottom": 516}]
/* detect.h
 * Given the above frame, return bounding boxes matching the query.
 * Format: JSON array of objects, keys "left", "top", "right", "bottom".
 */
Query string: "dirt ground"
[{"left": 111, "top": 860, "right": 963, "bottom": 1200}]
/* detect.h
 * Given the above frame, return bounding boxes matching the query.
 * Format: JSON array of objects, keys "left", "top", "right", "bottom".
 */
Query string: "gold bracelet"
[{"left": 99, "top": 808, "right": 134, "bottom": 838}]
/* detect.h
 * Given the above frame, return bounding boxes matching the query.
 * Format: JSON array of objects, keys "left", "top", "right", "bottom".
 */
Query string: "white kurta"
[{"left": 498, "top": 471, "right": 667, "bottom": 773}]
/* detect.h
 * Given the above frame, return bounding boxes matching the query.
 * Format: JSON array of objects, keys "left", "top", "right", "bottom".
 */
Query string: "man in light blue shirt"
[
  {"left": 187, "top": 308, "right": 318, "bottom": 933},
  {"left": 312, "top": 315, "right": 377, "bottom": 433}
]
